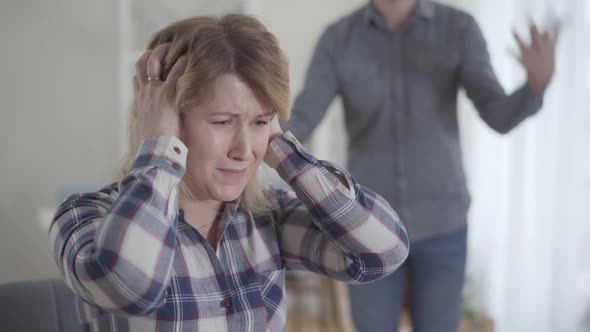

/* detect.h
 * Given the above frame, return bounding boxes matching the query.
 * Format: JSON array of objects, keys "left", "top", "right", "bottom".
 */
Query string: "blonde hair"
[{"left": 115, "top": 14, "right": 291, "bottom": 214}]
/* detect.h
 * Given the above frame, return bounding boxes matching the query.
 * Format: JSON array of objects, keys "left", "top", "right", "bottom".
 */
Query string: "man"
[{"left": 284, "top": 0, "right": 559, "bottom": 331}]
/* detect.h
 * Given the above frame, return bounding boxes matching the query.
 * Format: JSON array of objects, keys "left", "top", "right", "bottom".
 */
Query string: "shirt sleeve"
[
  {"left": 48, "top": 136, "right": 187, "bottom": 316},
  {"left": 459, "top": 13, "right": 544, "bottom": 134},
  {"left": 266, "top": 132, "right": 410, "bottom": 284},
  {"left": 283, "top": 25, "right": 340, "bottom": 143}
]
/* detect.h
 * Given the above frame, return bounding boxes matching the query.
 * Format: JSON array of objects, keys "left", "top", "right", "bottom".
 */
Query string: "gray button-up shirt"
[{"left": 285, "top": 0, "right": 544, "bottom": 241}]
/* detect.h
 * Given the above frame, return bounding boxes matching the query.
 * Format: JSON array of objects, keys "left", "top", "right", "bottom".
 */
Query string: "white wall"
[{"left": 0, "top": 0, "right": 120, "bottom": 282}]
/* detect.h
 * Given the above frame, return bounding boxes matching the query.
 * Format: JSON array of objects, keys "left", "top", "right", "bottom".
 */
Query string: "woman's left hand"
[
  {"left": 264, "top": 115, "right": 283, "bottom": 168},
  {"left": 268, "top": 115, "right": 283, "bottom": 144}
]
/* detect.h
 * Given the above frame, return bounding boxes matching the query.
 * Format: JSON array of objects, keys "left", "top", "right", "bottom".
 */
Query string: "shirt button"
[
  {"left": 220, "top": 298, "right": 231, "bottom": 309},
  {"left": 172, "top": 162, "right": 181, "bottom": 170},
  {"left": 173, "top": 146, "right": 181, "bottom": 155}
]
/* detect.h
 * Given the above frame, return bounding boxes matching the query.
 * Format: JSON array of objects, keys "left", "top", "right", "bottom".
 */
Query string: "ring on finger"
[{"left": 147, "top": 76, "right": 161, "bottom": 81}]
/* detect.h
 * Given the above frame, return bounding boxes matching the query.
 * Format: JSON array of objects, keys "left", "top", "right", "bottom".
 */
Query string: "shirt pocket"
[{"left": 337, "top": 63, "right": 384, "bottom": 114}]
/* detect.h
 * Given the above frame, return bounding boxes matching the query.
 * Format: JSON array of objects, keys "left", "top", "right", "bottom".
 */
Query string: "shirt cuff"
[
  {"left": 266, "top": 131, "right": 319, "bottom": 182},
  {"left": 523, "top": 83, "right": 545, "bottom": 110},
  {"left": 131, "top": 136, "right": 188, "bottom": 177},
  {"left": 267, "top": 131, "right": 356, "bottom": 202}
]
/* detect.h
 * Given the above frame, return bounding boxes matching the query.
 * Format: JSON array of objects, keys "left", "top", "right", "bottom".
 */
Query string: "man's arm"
[
  {"left": 459, "top": 14, "right": 553, "bottom": 134},
  {"left": 284, "top": 26, "right": 340, "bottom": 142}
]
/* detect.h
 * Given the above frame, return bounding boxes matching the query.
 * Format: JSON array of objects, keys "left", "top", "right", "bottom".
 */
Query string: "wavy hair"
[{"left": 115, "top": 14, "right": 291, "bottom": 214}]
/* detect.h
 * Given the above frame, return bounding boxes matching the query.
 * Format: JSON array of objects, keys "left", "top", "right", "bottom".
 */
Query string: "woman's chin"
[{"left": 214, "top": 186, "right": 245, "bottom": 202}]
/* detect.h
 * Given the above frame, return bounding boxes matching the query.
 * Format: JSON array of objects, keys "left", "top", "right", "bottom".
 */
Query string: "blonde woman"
[{"left": 49, "top": 14, "right": 409, "bottom": 331}]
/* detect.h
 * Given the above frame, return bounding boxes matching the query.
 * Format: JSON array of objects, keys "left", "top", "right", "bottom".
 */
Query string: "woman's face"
[{"left": 181, "top": 73, "right": 273, "bottom": 202}]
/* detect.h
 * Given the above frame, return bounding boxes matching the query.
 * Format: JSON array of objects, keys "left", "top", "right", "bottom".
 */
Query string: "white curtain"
[{"left": 453, "top": 0, "right": 590, "bottom": 331}]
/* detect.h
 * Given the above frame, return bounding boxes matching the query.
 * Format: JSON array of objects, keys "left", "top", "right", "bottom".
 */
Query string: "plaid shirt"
[{"left": 49, "top": 131, "right": 409, "bottom": 331}]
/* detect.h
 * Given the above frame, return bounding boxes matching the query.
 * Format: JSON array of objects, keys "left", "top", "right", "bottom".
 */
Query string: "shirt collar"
[
  {"left": 364, "top": 0, "right": 435, "bottom": 27},
  {"left": 225, "top": 198, "right": 241, "bottom": 215},
  {"left": 178, "top": 199, "right": 240, "bottom": 227}
]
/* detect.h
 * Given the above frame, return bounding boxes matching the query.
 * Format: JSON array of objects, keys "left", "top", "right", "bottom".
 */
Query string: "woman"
[{"left": 49, "top": 14, "right": 409, "bottom": 331}]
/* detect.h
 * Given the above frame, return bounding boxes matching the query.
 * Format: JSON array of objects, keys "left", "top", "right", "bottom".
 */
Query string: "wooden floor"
[
  {"left": 284, "top": 273, "right": 355, "bottom": 332},
  {"left": 282, "top": 273, "right": 493, "bottom": 332},
  {"left": 283, "top": 307, "right": 411, "bottom": 332}
]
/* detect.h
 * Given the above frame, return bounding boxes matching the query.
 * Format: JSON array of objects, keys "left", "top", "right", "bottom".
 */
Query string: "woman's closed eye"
[
  {"left": 212, "top": 120, "right": 268, "bottom": 126},
  {"left": 213, "top": 119, "right": 233, "bottom": 126},
  {"left": 211, "top": 115, "right": 271, "bottom": 126},
  {"left": 254, "top": 114, "right": 273, "bottom": 126}
]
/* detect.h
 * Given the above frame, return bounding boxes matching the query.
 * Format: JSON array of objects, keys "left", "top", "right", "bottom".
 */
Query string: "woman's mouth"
[{"left": 218, "top": 168, "right": 248, "bottom": 176}]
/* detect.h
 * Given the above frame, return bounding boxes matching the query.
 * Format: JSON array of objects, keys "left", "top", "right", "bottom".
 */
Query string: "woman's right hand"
[{"left": 133, "top": 43, "right": 188, "bottom": 140}]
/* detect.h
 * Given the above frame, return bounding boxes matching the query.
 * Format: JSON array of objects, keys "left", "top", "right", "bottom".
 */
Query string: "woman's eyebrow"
[
  {"left": 256, "top": 112, "right": 274, "bottom": 118},
  {"left": 209, "top": 112, "right": 240, "bottom": 117},
  {"left": 209, "top": 111, "right": 273, "bottom": 118}
]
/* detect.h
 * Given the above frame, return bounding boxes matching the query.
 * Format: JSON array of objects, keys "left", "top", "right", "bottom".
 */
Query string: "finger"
[
  {"left": 529, "top": 20, "right": 542, "bottom": 51},
  {"left": 135, "top": 49, "right": 153, "bottom": 83},
  {"left": 162, "top": 55, "right": 189, "bottom": 96},
  {"left": 271, "top": 112, "right": 281, "bottom": 129},
  {"left": 132, "top": 75, "right": 139, "bottom": 94},
  {"left": 512, "top": 30, "right": 527, "bottom": 53},
  {"left": 146, "top": 43, "right": 171, "bottom": 81},
  {"left": 549, "top": 20, "right": 562, "bottom": 44},
  {"left": 541, "top": 30, "right": 550, "bottom": 42},
  {"left": 269, "top": 115, "right": 284, "bottom": 142}
]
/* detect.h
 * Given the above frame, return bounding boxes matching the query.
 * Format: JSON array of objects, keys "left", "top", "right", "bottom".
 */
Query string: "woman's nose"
[{"left": 228, "top": 126, "right": 252, "bottom": 161}]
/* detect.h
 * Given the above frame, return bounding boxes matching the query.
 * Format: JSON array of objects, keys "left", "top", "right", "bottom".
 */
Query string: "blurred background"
[{"left": 0, "top": 0, "right": 588, "bottom": 331}]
